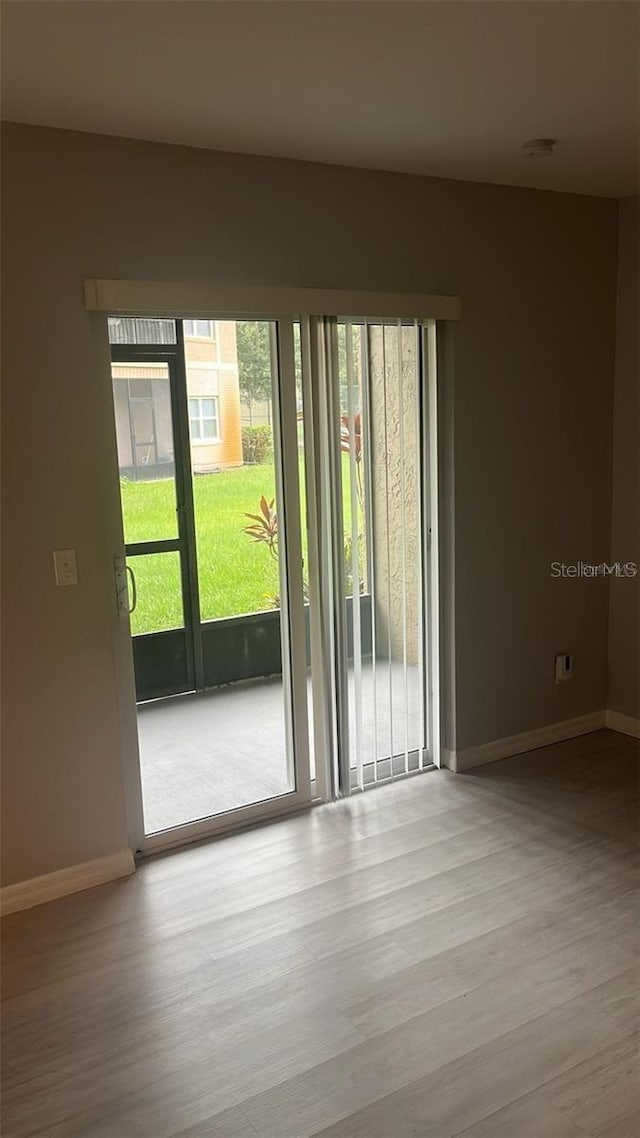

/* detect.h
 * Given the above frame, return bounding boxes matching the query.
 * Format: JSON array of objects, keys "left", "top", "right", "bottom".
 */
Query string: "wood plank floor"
[{"left": 1, "top": 728, "right": 638, "bottom": 1137}]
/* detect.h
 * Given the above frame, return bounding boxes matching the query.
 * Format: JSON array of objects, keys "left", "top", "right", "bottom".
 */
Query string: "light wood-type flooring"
[{"left": 1, "top": 728, "right": 638, "bottom": 1137}]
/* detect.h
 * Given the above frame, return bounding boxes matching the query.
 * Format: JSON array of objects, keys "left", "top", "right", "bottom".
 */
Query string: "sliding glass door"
[
  {"left": 299, "top": 316, "right": 437, "bottom": 798},
  {"left": 103, "top": 290, "right": 444, "bottom": 850},
  {"left": 338, "top": 320, "right": 429, "bottom": 788},
  {"left": 110, "top": 316, "right": 310, "bottom": 844}
]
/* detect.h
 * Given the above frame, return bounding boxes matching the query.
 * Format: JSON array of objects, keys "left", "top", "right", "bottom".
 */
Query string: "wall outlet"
[
  {"left": 53, "top": 548, "right": 78, "bottom": 586},
  {"left": 555, "top": 653, "right": 573, "bottom": 683}
]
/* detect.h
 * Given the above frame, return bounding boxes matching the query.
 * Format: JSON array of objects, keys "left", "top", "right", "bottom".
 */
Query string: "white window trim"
[
  {"left": 184, "top": 318, "right": 215, "bottom": 340},
  {"left": 189, "top": 396, "right": 221, "bottom": 443}
]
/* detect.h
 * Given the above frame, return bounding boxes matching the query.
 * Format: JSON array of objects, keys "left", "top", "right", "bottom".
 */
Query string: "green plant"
[
  {"left": 241, "top": 425, "right": 273, "bottom": 464},
  {"left": 244, "top": 495, "right": 278, "bottom": 559},
  {"left": 119, "top": 458, "right": 358, "bottom": 632},
  {"left": 244, "top": 493, "right": 363, "bottom": 605}
]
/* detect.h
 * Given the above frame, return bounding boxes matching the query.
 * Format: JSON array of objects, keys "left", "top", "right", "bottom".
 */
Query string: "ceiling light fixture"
[{"left": 522, "top": 138, "right": 557, "bottom": 159}]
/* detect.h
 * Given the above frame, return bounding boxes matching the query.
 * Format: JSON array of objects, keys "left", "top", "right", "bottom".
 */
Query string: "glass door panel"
[
  {"left": 112, "top": 363, "right": 179, "bottom": 541},
  {"left": 192, "top": 320, "right": 278, "bottom": 625},
  {"left": 337, "top": 320, "right": 427, "bottom": 789},
  {"left": 186, "top": 319, "right": 294, "bottom": 824},
  {"left": 111, "top": 346, "right": 192, "bottom": 706},
  {"left": 126, "top": 552, "right": 184, "bottom": 636},
  {"left": 111, "top": 315, "right": 310, "bottom": 842}
]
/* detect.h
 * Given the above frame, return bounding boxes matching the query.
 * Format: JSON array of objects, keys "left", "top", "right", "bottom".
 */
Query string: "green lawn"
[{"left": 122, "top": 458, "right": 362, "bottom": 635}]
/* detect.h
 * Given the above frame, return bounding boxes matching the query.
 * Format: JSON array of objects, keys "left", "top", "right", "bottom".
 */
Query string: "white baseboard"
[
  {"left": 441, "top": 747, "right": 457, "bottom": 771},
  {"left": 443, "top": 711, "right": 607, "bottom": 773},
  {"left": 605, "top": 709, "right": 640, "bottom": 739},
  {"left": 0, "top": 849, "right": 136, "bottom": 917},
  {"left": 3, "top": 709, "right": 635, "bottom": 915}
]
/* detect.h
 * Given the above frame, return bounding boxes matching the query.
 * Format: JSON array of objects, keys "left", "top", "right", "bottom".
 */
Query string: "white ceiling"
[{"left": 2, "top": 0, "right": 638, "bottom": 197}]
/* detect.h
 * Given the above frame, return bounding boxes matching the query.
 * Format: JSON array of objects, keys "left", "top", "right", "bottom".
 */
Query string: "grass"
[{"left": 122, "top": 457, "right": 361, "bottom": 635}]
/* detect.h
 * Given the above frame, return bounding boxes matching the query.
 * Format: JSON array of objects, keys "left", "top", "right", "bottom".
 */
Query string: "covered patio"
[{"left": 137, "top": 663, "right": 424, "bottom": 833}]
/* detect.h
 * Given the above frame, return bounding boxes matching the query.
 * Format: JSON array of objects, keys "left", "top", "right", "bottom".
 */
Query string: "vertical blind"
[{"left": 302, "top": 316, "right": 436, "bottom": 796}]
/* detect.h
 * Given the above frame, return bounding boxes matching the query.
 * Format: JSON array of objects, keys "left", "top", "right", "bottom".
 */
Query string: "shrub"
[{"left": 242, "top": 425, "right": 273, "bottom": 465}]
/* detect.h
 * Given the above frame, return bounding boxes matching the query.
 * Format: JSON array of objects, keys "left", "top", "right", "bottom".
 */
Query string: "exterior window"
[
  {"left": 189, "top": 396, "right": 220, "bottom": 441},
  {"left": 184, "top": 319, "right": 214, "bottom": 340}
]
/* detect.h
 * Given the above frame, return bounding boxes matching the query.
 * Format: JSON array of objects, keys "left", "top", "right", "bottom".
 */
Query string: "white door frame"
[
  {"left": 99, "top": 315, "right": 314, "bottom": 856},
  {"left": 88, "top": 283, "right": 459, "bottom": 854},
  {"left": 304, "top": 316, "right": 443, "bottom": 797}
]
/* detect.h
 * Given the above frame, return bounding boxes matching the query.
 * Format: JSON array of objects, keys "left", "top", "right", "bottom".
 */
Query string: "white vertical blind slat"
[{"left": 345, "top": 322, "right": 364, "bottom": 791}]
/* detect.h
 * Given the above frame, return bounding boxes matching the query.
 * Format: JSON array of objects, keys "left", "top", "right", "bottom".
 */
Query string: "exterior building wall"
[
  {"left": 185, "top": 334, "right": 217, "bottom": 364},
  {"left": 216, "top": 320, "right": 239, "bottom": 366},
  {"left": 112, "top": 325, "right": 243, "bottom": 477},
  {"left": 215, "top": 363, "right": 243, "bottom": 468},
  {"left": 369, "top": 325, "right": 421, "bottom": 666},
  {"left": 185, "top": 323, "right": 243, "bottom": 471}
]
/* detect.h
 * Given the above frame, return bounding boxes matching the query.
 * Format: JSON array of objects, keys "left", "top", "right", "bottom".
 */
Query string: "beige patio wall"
[{"left": 369, "top": 325, "right": 421, "bottom": 666}]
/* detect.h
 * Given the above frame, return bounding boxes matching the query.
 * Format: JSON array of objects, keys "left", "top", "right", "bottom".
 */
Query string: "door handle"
[{"left": 126, "top": 564, "right": 137, "bottom": 614}]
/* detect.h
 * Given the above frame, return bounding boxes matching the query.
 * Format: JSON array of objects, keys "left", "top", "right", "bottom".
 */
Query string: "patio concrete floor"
[{"left": 137, "top": 662, "right": 423, "bottom": 833}]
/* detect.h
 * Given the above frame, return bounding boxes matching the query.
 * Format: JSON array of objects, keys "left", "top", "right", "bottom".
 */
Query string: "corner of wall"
[{"left": 606, "top": 196, "right": 640, "bottom": 721}]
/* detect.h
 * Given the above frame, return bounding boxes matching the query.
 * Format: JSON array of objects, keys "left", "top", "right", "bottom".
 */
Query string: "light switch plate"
[{"left": 53, "top": 548, "right": 78, "bottom": 586}]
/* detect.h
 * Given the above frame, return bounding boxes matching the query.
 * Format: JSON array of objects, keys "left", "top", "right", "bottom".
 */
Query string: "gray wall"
[
  {"left": 607, "top": 197, "right": 640, "bottom": 719},
  {"left": 1, "top": 123, "right": 618, "bottom": 886}
]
